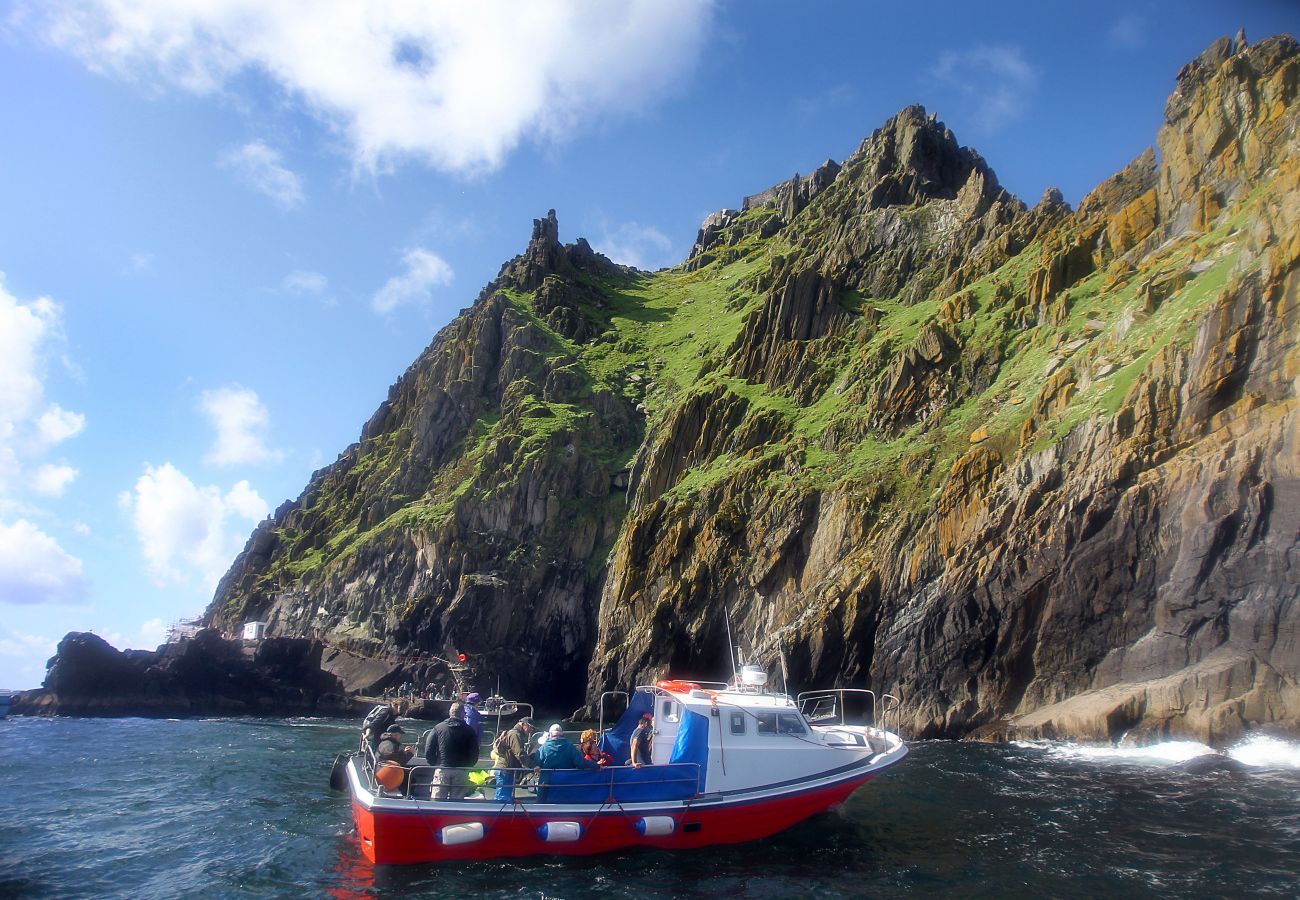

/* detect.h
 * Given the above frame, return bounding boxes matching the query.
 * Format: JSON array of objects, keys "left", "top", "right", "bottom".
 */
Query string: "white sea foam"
[
  {"left": 1226, "top": 734, "right": 1300, "bottom": 769},
  {"left": 1012, "top": 739, "right": 1217, "bottom": 765}
]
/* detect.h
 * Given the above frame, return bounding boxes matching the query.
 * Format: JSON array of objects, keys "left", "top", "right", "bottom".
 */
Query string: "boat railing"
[
  {"left": 373, "top": 762, "right": 704, "bottom": 804},
  {"left": 795, "top": 688, "right": 903, "bottom": 737},
  {"left": 597, "top": 690, "right": 627, "bottom": 735}
]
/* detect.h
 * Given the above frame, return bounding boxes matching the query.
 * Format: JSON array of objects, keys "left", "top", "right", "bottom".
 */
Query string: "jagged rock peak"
[
  {"left": 1167, "top": 31, "right": 1297, "bottom": 120},
  {"left": 844, "top": 104, "right": 1007, "bottom": 208},
  {"left": 1035, "top": 186, "right": 1070, "bottom": 214},
  {"left": 1158, "top": 32, "right": 1299, "bottom": 236},
  {"left": 531, "top": 208, "right": 560, "bottom": 249},
  {"left": 498, "top": 208, "right": 621, "bottom": 291},
  {"left": 741, "top": 158, "right": 843, "bottom": 214},
  {"left": 688, "top": 159, "right": 844, "bottom": 264}
]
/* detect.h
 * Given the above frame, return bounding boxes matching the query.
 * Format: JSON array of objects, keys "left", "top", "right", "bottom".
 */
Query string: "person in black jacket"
[
  {"left": 376, "top": 725, "right": 413, "bottom": 765},
  {"left": 361, "top": 700, "right": 400, "bottom": 750},
  {"left": 420, "top": 702, "right": 480, "bottom": 800}
]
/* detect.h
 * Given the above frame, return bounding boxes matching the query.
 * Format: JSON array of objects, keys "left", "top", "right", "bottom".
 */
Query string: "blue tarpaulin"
[
  {"left": 537, "top": 763, "right": 701, "bottom": 803},
  {"left": 598, "top": 690, "right": 654, "bottom": 765},
  {"left": 668, "top": 709, "right": 710, "bottom": 778}
]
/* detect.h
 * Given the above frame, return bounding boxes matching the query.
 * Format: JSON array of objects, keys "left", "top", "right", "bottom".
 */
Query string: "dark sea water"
[{"left": 1, "top": 716, "right": 1297, "bottom": 898}]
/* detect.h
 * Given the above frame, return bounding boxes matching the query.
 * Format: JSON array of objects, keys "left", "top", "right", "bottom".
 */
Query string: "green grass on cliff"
[
  {"left": 238, "top": 156, "right": 1279, "bottom": 619},
  {"left": 643, "top": 176, "right": 1269, "bottom": 515}
]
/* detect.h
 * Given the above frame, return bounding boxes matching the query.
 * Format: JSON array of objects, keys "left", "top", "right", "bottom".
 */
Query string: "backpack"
[{"left": 362, "top": 704, "right": 392, "bottom": 733}]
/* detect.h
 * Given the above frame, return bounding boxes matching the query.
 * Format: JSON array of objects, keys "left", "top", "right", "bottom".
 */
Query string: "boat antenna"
[
  {"left": 779, "top": 642, "right": 791, "bottom": 697},
  {"left": 723, "top": 602, "right": 739, "bottom": 682}
]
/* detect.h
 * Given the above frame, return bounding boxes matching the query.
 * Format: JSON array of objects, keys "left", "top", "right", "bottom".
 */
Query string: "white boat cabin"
[{"left": 631, "top": 674, "right": 899, "bottom": 796}]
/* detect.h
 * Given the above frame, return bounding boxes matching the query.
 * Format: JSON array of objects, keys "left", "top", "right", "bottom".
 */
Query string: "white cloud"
[
  {"left": 220, "top": 141, "right": 305, "bottom": 209},
  {"left": 224, "top": 479, "right": 267, "bottom": 520},
  {"left": 31, "top": 463, "right": 78, "bottom": 497},
  {"left": 102, "top": 617, "right": 168, "bottom": 651},
  {"left": 199, "top": 385, "right": 282, "bottom": 467},
  {"left": 0, "top": 628, "right": 57, "bottom": 659},
  {"left": 595, "top": 222, "right": 676, "bottom": 272},
  {"left": 1108, "top": 14, "right": 1146, "bottom": 50},
  {"left": 138, "top": 617, "right": 167, "bottom": 646},
  {"left": 36, "top": 404, "right": 85, "bottom": 447},
  {"left": 930, "top": 45, "right": 1037, "bottom": 134},
  {"left": 126, "top": 251, "right": 154, "bottom": 273},
  {"left": 28, "top": 1, "right": 714, "bottom": 176},
  {"left": 0, "top": 277, "right": 85, "bottom": 501},
  {"left": 371, "top": 248, "right": 454, "bottom": 314},
  {"left": 0, "top": 519, "right": 88, "bottom": 605},
  {"left": 123, "top": 462, "right": 268, "bottom": 589},
  {"left": 795, "top": 83, "right": 855, "bottom": 119},
  {"left": 281, "top": 269, "right": 328, "bottom": 295},
  {"left": 0, "top": 283, "right": 59, "bottom": 429}
]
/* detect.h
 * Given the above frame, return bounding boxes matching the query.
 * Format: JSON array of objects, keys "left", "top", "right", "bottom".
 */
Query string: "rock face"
[
  {"left": 208, "top": 213, "right": 641, "bottom": 706},
  {"left": 14, "top": 631, "right": 353, "bottom": 717},
  {"left": 208, "top": 35, "right": 1300, "bottom": 746}
]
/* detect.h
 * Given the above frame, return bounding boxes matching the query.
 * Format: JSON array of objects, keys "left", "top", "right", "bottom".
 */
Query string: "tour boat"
[{"left": 334, "top": 667, "right": 906, "bottom": 864}]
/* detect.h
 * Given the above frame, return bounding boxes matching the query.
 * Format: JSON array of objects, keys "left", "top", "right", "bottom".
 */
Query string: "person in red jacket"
[{"left": 580, "top": 729, "right": 614, "bottom": 767}]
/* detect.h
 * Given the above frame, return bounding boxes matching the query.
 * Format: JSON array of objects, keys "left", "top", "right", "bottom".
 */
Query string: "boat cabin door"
[{"left": 653, "top": 696, "right": 682, "bottom": 763}]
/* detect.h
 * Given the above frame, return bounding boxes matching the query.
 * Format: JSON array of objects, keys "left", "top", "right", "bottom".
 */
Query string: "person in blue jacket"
[
  {"left": 463, "top": 691, "right": 483, "bottom": 740},
  {"left": 537, "top": 724, "right": 597, "bottom": 770},
  {"left": 535, "top": 723, "right": 598, "bottom": 801}
]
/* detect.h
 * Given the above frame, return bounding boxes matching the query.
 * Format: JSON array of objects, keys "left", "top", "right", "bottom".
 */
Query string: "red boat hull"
[{"left": 352, "top": 773, "right": 876, "bottom": 865}]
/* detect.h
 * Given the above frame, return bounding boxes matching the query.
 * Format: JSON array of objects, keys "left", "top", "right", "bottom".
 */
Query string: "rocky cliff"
[
  {"left": 209, "top": 34, "right": 1300, "bottom": 745},
  {"left": 14, "top": 631, "right": 354, "bottom": 717}
]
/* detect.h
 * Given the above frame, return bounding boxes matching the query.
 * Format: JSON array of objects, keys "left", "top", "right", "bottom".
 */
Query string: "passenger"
[
  {"left": 629, "top": 713, "right": 655, "bottom": 768},
  {"left": 361, "top": 700, "right": 400, "bottom": 750},
  {"left": 374, "top": 725, "right": 413, "bottom": 793},
  {"left": 422, "top": 701, "right": 480, "bottom": 800},
  {"left": 463, "top": 691, "right": 484, "bottom": 740},
  {"left": 537, "top": 724, "right": 598, "bottom": 770},
  {"left": 493, "top": 717, "right": 539, "bottom": 802},
  {"left": 375, "top": 725, "right": 413, "bottom": 766},
  {"left": 580, "top": 729, "right": 615, "bottom": 767}
]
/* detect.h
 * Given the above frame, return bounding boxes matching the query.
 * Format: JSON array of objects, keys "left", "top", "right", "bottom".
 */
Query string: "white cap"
[{"left": 548, "top": 723, "right": 564, "bottom": 736}]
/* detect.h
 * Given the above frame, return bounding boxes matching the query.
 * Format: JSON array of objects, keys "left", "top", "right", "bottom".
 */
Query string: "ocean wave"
[
  {"left": 1226, "top": 734, "right": 1300, "bottom": 769},
  {"left": 1011, "top": 740, "right": 1217, "bottom": 764}
]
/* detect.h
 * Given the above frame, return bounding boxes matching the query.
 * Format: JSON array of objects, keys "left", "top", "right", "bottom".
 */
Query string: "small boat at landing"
[
  {"left": 334, "top": 669, "right": 906, "bottom": 864},
  {"left": 473, "top": 693, "right": 519, "bottom": 717}
]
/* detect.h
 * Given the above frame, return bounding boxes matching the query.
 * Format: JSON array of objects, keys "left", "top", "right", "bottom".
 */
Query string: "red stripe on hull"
[{"left": 352, "top": 774, "right": 875, "bottom": 865}]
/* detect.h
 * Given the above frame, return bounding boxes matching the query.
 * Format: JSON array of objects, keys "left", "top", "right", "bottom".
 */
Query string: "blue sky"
[{"left": 0, "top": 0, "right": 1295, "bottom": 688}]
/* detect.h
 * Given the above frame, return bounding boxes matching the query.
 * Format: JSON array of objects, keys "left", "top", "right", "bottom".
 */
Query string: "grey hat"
[
  {"left": 518, "top": 717, "right": 534, "bottom": 727},
  {"left": 384, "top": 724, "right": 404, "bottom": 734}
]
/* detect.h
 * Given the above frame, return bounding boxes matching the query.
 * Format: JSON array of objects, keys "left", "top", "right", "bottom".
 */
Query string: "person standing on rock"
[
  {"left": 361, "top": 700, "right": 401, "bottom": 750},
  {"left": 421, "top": 701, "right": 480, "bottom": 800}
]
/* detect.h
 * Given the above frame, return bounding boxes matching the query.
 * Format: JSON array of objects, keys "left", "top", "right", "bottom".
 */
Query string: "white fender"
[
  {"left": 537, "top": 821, "right": 583, "bottom": 842},
  {"left": 636, "top": 816, "right": 676, "bottom": 836},
  {"left": 440, "top": 822, "right": 485, "bottom": 845}
]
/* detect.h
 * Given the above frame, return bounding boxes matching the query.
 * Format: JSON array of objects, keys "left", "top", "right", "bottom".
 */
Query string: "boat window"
[
  {"left": 777, "top": 713, "right": 807, "bottom": 735},
  {"left": 755, "top": 712, "right": 777, "bottom": 735},
  {"left": 730, "top": 711, "right": 745, "bottom": 735},
  {"left": 660, "top": 700, "right": 680, "bottom": 723}
]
